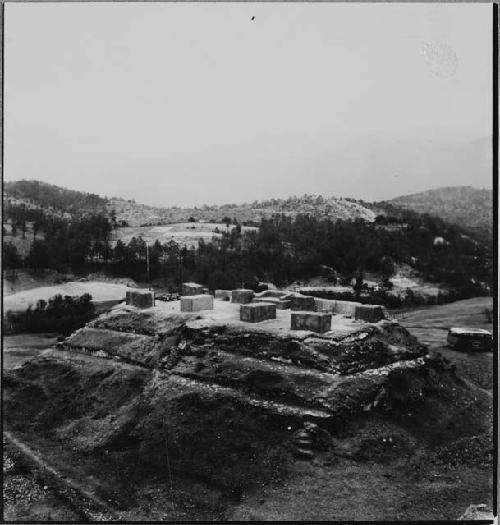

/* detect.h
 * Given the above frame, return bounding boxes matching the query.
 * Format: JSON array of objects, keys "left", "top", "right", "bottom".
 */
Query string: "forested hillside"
[
  {"left": 380, "top": 186, "right": 493, "bottom": 239},
  {"left": 4, "top": 180, "right": 108, "bottom": 216},
  {"left": 3, "top": 208, "right": 492, "bottom": 306},
  {"left": 4, "top": 180, "right": 375, "bottom": 227}
]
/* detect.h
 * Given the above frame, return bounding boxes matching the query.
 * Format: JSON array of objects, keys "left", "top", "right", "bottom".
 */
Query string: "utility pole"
[{"left": 146, "top": 243, "right": 151, "bottom": 290}]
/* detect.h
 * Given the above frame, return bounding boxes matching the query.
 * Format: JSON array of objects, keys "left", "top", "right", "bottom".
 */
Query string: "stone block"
[
  {"left": 240, "top": 303, "right": 277, "bottom": 323},
  {"left": 287, "top": 294, "right": 316, "bottom": 311},
  {"left": 253, "top": 297, "right": 291, "bottom": 309},
  {"left": 354, "top": 304, "right": 384, "bottom": 323},
  {"left": 334, "top": 300, "right": 362, "bottom": 317},
  {"left": 291, "top": 312, "right": 332, "bottom": 333},
  {"left": 126, "top": 289, "right": 155, "bottom": 309},
  {"left": 180, "top": 294, "right": 214, "bottom": 312},
  {"left": 214, "top": 290, "right": 232, "bottom": 301},
  {"left": 182, "top": 282, "right": 205, "bottom": 296},
  {"left": 231, "top": 289, "right": 255, "bottom": 304},
  {"left": 314, "top": 298, "right": 337, "bottom": 313}
]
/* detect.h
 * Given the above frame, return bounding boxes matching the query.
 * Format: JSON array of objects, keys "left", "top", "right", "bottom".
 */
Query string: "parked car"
[
  {"left": 446, "top": 328, "right": 493, "bottom": 352},
  {"left": 156, "top": 293, "right": 180, "bottom": 302}
]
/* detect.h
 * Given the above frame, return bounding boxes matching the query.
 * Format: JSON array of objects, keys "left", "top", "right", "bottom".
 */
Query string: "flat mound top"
[{"left": 145, "top": 299, "right": 369, "bottom": 338}]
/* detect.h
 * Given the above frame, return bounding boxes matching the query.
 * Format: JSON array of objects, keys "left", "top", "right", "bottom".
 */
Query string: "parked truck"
[{"left": 446, "top": 328, "right": 493, "bottom": 352}]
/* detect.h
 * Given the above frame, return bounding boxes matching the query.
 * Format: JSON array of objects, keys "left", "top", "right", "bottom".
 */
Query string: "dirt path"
[{"left": 4, "top": 431, "right": 117, "bottom": 521}]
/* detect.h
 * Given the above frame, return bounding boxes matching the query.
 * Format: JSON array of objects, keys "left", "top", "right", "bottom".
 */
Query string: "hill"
[
  {"left": 379, "top": 186, "right": 493, "bottom": 239},
  {"left": 4, "top": 180, "right": 377, "bottom": 227},
  {"left": 107, "top": 194, "right": 376, "bottom": 227},
  {"left": 3, "top": 303, "right": 492, "bottom": 520},
  {"left": 4, "top": 180, "right": 108, "bottom": 218}
]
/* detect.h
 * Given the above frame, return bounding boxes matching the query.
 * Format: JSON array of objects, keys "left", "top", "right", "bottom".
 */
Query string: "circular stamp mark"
[{"left": 421, "top": 41, "right": 459, "bottom": 79}]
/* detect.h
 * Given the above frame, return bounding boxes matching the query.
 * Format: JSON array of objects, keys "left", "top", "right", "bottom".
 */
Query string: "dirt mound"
[
  {"left": 64, "top": 328, "right": 167, "bottom": 367},
  {"left": 3, "top": 307, "right": 492, "bottom": 519},
  {"left": 4, "top": 357, "right": 151, "bottom": 435},
  {"left": 89, "top": 308, "right": 199, "bottom": 337}
]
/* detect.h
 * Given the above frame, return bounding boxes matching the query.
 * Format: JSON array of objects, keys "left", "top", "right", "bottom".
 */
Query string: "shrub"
[{"left": 3, "top": 293, "right": 96, "bottom": 335}]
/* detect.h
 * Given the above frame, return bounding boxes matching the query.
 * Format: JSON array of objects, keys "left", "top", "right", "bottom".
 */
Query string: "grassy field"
[
  {"left": 111, "top": 222, "right": 257, "bottom": 248},
  {"left": 398, "top": 297, "right": 494, "bottom": 391},
  {"left": 3, "top": 333, "right": 60, "bottom": 369}
]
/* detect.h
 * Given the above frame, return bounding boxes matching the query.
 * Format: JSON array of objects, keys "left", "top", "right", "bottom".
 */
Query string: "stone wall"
[{"left": 253, "top": 297, "right": 291, "bottom": 309}]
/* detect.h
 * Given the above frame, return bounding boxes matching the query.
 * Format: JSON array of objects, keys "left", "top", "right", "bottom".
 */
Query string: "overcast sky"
[{"left": 4, "top": 3, "right": 492, "bottom": 207}]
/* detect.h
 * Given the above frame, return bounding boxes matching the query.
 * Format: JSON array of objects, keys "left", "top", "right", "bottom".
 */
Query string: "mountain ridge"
[
  {"left": 379, "top": 185, "right": 493, "bottom": 239},
  {"left": 4, "top": 180, "right": 492, "bottom": 236}
]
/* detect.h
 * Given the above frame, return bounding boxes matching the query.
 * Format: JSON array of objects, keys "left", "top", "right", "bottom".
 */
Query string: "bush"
[{"left": 3, "top": 293, "right": 96, "bottom": 335}]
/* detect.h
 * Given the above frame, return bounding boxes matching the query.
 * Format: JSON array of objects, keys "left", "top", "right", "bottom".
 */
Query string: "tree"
[
  {"left": 27, "top": 241, "right": 50, "bottom": 270},
  {"left": 353, "top": 270, "right": 364, "bottom": 300},
  {"left": 3, "top": 242, "right": 21, "bottom": 269}
]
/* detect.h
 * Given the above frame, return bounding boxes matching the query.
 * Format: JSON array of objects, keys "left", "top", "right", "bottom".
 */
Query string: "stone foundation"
[
  {"left": 240, "top": 303, "right": 277, "bottom": 323},
  {"left": 355, "top": 304, "right": 384, "bottom": 323},
  {"left": 253, "top": 297, "right": 291, "bottom": 309},
  {"left": 182, "top": 282, "right": 205, "bottom": 296},
  {"left": 214, "top": 290, "right": 232, "bottom": 301},
  {"left": 291, "top": 312, "right": 332, "bottom": 333},
  {"left": 255, "top": 290, "right": 288, "bottom": 299},
  {"left": 126, "top": 289, "right": 155, "bottom": 309},
  {"left": 231, "top": 289, "right": 255, "bottom": 304},
  {"left": 180, "top": 294, "right": 214, "bottom": 312}
]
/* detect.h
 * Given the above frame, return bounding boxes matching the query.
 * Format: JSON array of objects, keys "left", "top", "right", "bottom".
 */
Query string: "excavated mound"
[{"left": 4, "top": 305, "right": 490, "bottom": 508}]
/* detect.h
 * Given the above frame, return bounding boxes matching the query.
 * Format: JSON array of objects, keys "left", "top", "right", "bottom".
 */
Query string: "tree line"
[
  {"left": 3, "top": 206, "right": 492, "bottom": 303},
  {"left": 3, "top": 293, "right": 95, "bottom": 335}
]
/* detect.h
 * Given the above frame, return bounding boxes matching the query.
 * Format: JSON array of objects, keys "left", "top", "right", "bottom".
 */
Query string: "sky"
[{"left": 4, "top": 3, "right": 493, "bottom": 207}]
